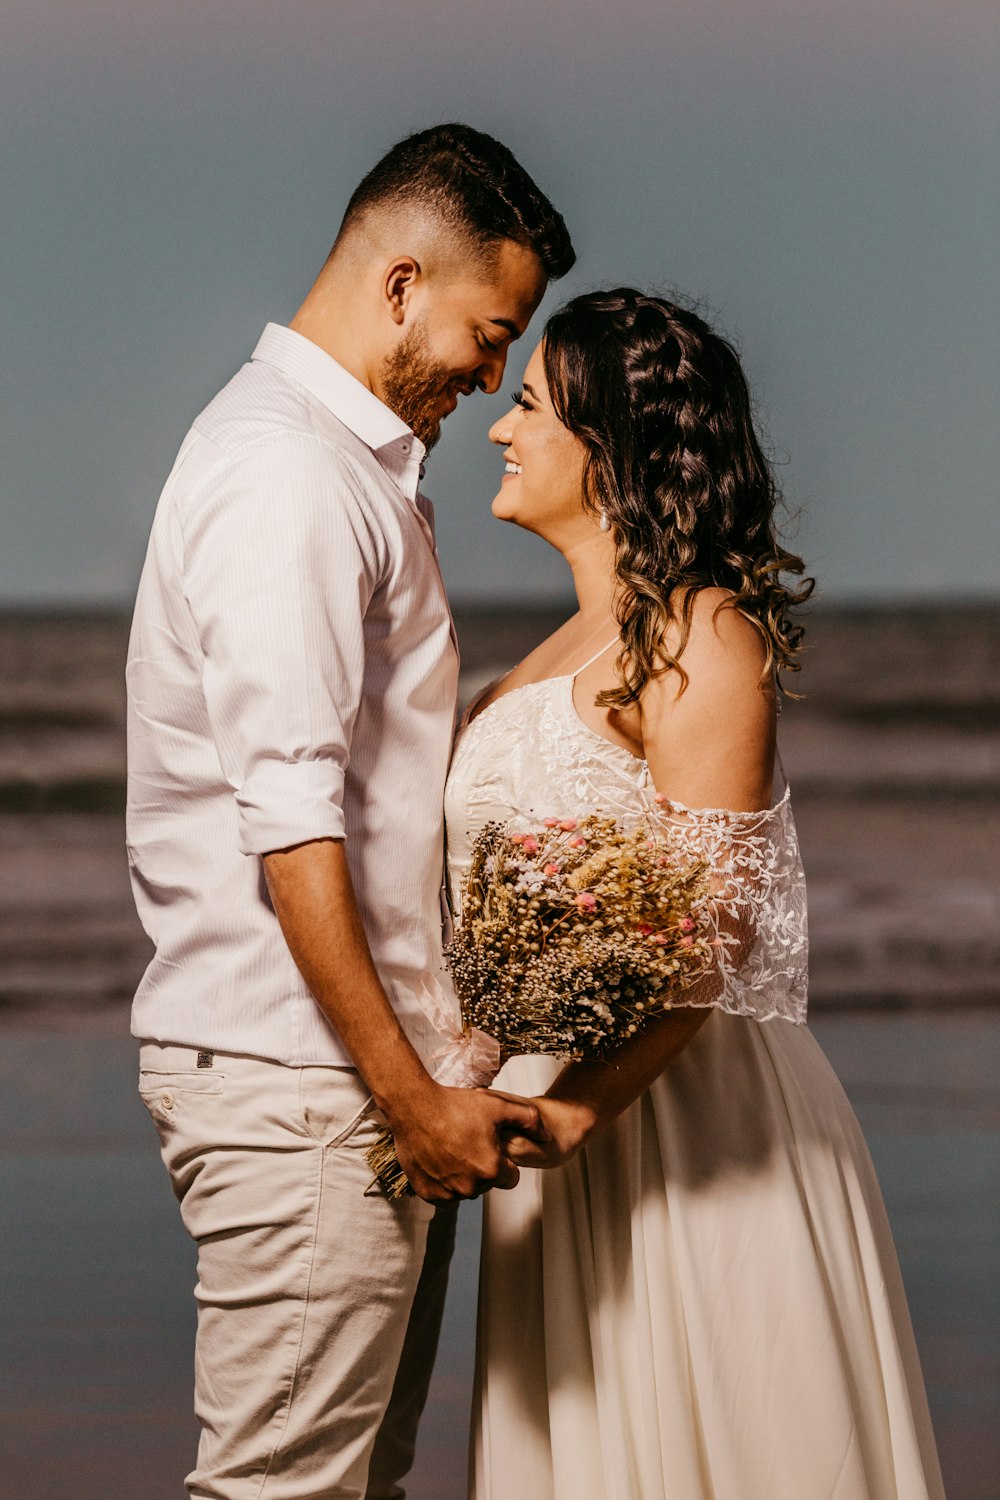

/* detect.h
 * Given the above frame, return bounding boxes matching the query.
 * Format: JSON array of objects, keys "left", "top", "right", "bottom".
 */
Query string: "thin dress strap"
[{"left": 571, "top": 639, "right": 619, "bottom": 679}]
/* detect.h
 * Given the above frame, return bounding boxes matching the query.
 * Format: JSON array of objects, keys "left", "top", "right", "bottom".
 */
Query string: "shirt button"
[{"left": 160, "top": 1091, "right": 175, "bottom": 1110}]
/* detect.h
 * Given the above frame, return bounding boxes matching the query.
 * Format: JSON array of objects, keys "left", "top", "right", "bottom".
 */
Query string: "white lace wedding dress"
[{"left": 444, "top": 663, "right": 945, "bottom": 1500}]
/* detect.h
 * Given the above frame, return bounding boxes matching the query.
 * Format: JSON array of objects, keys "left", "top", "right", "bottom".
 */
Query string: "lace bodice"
[{"left": 444, "top": 672, "right": 808, "bottom": 1025}]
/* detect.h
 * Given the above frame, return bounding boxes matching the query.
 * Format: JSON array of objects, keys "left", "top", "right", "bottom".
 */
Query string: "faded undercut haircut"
[{"left": 335, "top": 122, "right": 576, "bottom": 280}]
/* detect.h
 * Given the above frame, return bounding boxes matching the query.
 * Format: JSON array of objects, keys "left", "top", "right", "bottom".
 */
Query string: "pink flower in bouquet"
[
  {"left": 679, "top": 916, "right": 696, "bottom": 932},
  {"left": 543, "top": 862, "right": 561, "bottom": 876},
  {"left": 569, "top": 836, "right": 587, "bottom": 848},
  {"left": 575, "top": 892, "right": 598, "bottom": 912},
  {"left": 559, "top": 819, "right": 578, "bottom": 831},
  {"left": 522, "top": 836, "right": 539, "bottom": 855},
  {"left": 637, "top": 923, "right": 654, "bottom": 936},
  {"left": 510, "top": 833, "right": 526, "bottom": 845},
  {"left": 543, "top": 817, "right": 561, "bottom": 828}
]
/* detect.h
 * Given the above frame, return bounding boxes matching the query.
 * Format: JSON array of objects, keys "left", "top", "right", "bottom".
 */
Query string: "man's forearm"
[
  {"left": 262, "top": 837, "right": 432, "bottom": 1124},
  {"left": 263, "top": 836, "right": 547, "bottom": 1204}
]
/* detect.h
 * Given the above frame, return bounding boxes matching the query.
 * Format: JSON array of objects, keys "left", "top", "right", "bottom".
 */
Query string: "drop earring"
[{"left": 599, "top": 510, "right": 611, "bottom": 532}]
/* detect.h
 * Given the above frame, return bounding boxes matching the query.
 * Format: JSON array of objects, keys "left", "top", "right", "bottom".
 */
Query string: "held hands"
[
  {"left": 497, "top": 1092, "right": 598, "bottom": 1171},
  {"left": 384, "top": 1080, "right": 552, "bottom": 1203}
]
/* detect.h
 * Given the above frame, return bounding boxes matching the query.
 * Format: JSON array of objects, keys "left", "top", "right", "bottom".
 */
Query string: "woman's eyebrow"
[{"left": 521, "top": 381, "right": 541, "bottom": 401}]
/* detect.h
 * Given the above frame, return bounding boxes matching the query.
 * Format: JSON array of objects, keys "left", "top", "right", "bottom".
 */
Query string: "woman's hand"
[
  {"left": 497, "top": 1092, "right": 598, "bottom": 1170},
  {"left": 494, "top": 1009, "right": 712, "bottom": 1174}
]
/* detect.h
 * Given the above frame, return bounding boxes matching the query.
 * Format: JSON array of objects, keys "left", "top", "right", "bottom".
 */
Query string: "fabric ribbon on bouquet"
[{"left": 414, "top": 972, "right": 501, "bottom": 1089}]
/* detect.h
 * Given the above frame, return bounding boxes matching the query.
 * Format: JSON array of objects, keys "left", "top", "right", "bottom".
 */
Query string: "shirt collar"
[{"left": 250, "top": 323, "right": 426, "bottom": 503}]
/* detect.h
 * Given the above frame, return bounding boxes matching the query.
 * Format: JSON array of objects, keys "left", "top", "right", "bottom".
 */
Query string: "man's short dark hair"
[{"left": 338, "top": 122, "right": 575, "bottom": 281}]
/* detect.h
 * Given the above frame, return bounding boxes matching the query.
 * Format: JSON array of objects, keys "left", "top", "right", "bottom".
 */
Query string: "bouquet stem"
[{"left": 366, "top": 1128, "right": 414, "bottom": 1200}]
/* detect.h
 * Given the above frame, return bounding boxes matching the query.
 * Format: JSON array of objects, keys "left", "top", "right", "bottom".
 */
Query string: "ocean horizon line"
[{"left": 2, "top": 593, "right": 999, "bottom": 621}]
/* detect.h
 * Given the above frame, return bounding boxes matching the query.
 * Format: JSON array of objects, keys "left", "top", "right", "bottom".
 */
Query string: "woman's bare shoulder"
[
  {"left": 640, "top": 589, "right": 776, "bottom": 809},
  {"left": 659, "top": 587, "right": 769, "bottom": 693}
]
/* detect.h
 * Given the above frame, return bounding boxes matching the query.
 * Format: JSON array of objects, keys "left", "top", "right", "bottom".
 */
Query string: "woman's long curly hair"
[{"left": 542, "top": 289, "right": 814, "bottom": 705}]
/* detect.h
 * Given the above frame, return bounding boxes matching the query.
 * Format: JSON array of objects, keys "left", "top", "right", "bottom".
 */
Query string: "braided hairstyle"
[{"left": 542, "top": 288, "right": 814, "bottom": 705}]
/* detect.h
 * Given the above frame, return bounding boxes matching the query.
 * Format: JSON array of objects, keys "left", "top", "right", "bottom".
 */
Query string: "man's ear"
[{"left": 383, "top": 256, "right": 421, "bottom": 326}]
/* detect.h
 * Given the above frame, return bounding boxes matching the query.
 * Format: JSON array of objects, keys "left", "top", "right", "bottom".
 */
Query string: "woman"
[{"left": 444, "top": 290, "right": 945, "bottom": 1499}]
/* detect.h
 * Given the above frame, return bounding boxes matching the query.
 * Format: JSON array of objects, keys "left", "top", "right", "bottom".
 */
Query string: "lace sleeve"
[{"left": 654, "top": 785, "right": 808, "bottom": 1024}]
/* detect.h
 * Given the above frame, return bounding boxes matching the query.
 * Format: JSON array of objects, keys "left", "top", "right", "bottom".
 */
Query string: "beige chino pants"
[{"left": 139, "top": 1043, "right": 457, "bottom": 1500}]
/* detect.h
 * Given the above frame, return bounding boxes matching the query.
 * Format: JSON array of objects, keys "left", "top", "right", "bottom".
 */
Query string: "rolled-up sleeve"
[{"left": 181, "top": 433, "right": 384, "bottom": 856}]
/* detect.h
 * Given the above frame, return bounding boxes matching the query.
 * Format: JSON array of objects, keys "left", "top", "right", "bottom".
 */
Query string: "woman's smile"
[{"left": 487, "top": 343, "right": 592, "bottom": 536}]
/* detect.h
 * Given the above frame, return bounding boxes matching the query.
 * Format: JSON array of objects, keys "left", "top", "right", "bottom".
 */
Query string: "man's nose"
[{"left": 475, "top": 349, "right": 507, "bottom": 395}]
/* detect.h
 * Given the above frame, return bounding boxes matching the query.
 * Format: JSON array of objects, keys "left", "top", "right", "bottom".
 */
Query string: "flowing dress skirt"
[{"left": 472, "top": 1012, "right": 945, "bottom": 1500}]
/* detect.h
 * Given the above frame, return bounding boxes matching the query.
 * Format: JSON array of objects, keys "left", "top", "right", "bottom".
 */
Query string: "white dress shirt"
[{"left": 126, "top": 324, "right": 460, "bottom": 1065}]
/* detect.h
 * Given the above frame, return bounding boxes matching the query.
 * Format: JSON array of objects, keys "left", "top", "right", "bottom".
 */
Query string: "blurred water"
[
  {"left": 0, "top": 1014, "right": 997, "bottom": 1500},
  {"left": 1, "top": 604, "right": 999, "bottom": 1017}
]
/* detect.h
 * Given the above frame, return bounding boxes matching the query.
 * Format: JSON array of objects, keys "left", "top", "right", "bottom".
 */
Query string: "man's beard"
[{"left": 380, "top": 319, "right": 464, "bottom": 452}]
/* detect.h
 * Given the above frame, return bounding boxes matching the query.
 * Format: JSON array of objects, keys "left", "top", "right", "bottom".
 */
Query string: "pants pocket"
[
  {"left": 139, "top": 1068, "right": 225, "bottom": 1097},
  {"left": 298, "top": 1066, "right": 375, "bottom": 1147},
  {"left": 139, "top": 1067, "right": 225, "bottom": 1131}
]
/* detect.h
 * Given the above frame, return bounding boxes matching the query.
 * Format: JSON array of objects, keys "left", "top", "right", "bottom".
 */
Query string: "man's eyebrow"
[{"left": 488, "top": 318, "right": 523, "bottom": 339}]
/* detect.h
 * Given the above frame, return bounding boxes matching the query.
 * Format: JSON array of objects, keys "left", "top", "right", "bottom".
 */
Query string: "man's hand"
[{"left": 386, "top": 1081, "right": 551, "bottom": 1203}]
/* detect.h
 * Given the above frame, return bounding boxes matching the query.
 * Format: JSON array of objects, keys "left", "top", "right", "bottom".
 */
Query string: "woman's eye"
[{"left": 511, "top": 390, "right": 530, "bottom": 410}]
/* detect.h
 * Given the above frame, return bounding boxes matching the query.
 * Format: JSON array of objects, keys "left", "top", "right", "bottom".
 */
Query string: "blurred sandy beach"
[{"left": 1, "top": 601, "right": 998, "bottom": 1498}]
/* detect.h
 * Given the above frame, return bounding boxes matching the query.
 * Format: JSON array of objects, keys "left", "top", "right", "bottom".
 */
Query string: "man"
[{"left": 127, "top": 123, "right": 575, "bottom": 1498}]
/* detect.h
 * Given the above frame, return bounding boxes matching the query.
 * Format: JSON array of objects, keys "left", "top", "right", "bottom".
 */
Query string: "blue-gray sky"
[{"left": 3, "top": 0, "right": 997, "bottom": 606}]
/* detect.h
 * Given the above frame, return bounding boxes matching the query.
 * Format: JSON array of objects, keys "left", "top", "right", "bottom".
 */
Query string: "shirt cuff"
[{"left": 235, "top": 759, "right": 346, "bottom": 856}]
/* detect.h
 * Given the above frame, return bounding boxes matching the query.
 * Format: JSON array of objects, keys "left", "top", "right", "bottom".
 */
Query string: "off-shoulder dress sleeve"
[{"left": 654, "top": 786, "right": 809, "bottom": 1024}]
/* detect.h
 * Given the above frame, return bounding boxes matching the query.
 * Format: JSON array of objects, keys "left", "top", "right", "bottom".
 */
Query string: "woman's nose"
[{"left": 489, "top": 412, "right": 515, "bottom": 445}]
